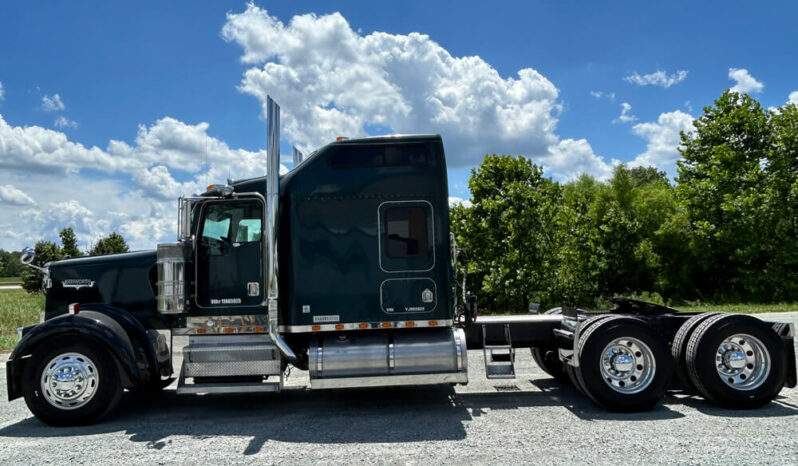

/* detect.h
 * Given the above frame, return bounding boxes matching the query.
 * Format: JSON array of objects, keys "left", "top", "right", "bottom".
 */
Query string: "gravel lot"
[{"left": 1, "top": 312, "right": 796, "bottom": 465}]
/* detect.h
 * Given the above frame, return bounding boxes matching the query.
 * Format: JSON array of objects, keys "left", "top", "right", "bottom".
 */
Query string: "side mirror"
[{"left": 20, "top": 247, "right": 35, "bottom": 265}]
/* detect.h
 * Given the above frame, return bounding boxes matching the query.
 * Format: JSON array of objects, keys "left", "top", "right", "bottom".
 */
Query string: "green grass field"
[
  {"left": 0, "top": 289, "right": 43, "bottom": 351},
  {"left": 0, "top": 277, "right": 22, "bottom": 285},
  {"left": 0, "top": 288, "right": 795, "bottom": 351}
]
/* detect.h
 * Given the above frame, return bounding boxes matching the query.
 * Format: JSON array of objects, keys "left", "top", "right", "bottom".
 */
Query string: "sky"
[{"left": 1, "top": 1, "right": 797, "bottom": 251}]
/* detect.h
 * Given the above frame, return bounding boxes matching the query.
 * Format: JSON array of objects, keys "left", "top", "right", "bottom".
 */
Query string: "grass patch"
[
  {"left": 674, "top": 302, "right": 798, "bottom": 314},
  {"left": 0, "top": 289, "right": 43, "bottom": 350},
  {"left": 0, "top": 277, "right": 22, "bottom": 285}
]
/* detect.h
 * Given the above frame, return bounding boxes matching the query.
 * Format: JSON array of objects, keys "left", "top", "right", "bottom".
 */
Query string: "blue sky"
[{"left": 1, "top": 1, "right": 796, "bottom": 250}]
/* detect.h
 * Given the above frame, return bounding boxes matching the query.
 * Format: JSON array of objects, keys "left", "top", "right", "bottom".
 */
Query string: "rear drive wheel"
[
  {"left": 21, "top": 336, "right": 123, "bottom": 426},
  {"left": 686, "top": 314, "right": 786, "bottom": 408},
  {"left": 566, "top": 314, "right": 618, "bottom": 394},
  {"left": 671, "top": 312, "right": 722, "bottom": 393},
  {"left": 575, "top": 317, "right": 672, "bottom": 412}
]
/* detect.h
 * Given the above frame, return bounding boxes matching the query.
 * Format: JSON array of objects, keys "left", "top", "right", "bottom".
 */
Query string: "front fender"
[{"left": 6, "top": 312, "right": 139, "bottom": 401}]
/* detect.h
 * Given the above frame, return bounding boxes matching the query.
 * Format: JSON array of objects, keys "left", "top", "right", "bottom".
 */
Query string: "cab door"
[{"left": 194, "top": 198, "right": 264, "bottom": 311}]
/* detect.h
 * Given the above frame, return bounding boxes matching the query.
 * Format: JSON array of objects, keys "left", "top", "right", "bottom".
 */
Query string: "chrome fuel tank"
[{"left": 309, "top": 328, "right": 468, "bottom": 388}]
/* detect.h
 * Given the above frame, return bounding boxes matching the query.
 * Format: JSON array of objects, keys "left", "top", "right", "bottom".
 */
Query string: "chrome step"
[
  {"left": 177, "top": 334, "right": 283, "bottom": 394},
  {"left": 482, "top": 324, "right": 516, "bottom": 379}
]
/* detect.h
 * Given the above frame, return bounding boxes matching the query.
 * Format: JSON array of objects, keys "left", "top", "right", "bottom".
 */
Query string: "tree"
[
  {"left": 21, "top": 241, "right": 63, "bottom": 293},
  {"left": 677, "top": 91, "right": 773, "bottom": 300},
  {"left": 89, "top": 232, "right": 129, "bottom": 256},
  {"left": 59, "top": 227, "right": 81, "bottom": 258},
  {"left": 452, "top": 155, "right": 562, "bottom": 312}
]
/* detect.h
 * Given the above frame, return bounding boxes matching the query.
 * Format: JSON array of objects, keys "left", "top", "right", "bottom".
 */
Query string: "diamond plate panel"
[{"left": 184, "top": 359, "right": 282, "bottom": 377}]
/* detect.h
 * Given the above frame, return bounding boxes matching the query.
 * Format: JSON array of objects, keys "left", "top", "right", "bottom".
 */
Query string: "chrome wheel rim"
[
  {"left": 600, "top": 337, "right": 656, "bottom": 394},
  {"left": 40, "top": 352, "right": 99, "bottom": 410},
  {"left": 716, "top": 334, "right": 770, "bottom": 391}
]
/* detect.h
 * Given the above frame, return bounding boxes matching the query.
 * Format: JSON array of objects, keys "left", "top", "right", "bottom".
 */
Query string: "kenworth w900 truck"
[{"left": 7, "top": 97, "right": 796, "bottom": 426}]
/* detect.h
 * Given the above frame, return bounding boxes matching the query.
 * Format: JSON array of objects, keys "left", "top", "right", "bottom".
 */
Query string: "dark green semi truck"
[{"left": 7, "top": 97, "right": 796, "bottom": 426}]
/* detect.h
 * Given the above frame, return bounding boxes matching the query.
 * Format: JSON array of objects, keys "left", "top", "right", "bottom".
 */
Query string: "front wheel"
[{"left": 21, "top": 336, "right": 123, "bottom": 426}]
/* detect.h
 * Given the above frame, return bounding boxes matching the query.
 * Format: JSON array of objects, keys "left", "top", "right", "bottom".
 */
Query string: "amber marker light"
[
  {"left": 197, "top": 328, "right": 206, "bottom": 334},
  {"left": 405, "top": 322, "right": 415, "bottom": 327},
  {"left": 429, "top": 321, "right": 438, "bottom": 326},
  {"left": 358, "top": 323, "right": 368, "bottom": 329},
  {"left": 312, "top": 325, "right": 321, "bottom": 331},
  {"left": 224, "top": 327, "right": 235, "bottom": 333},
  {"left": 381, "top": 322, "right": 392, "bottom": 328},
  {"left": 253, "top": 327, "right": 264, "bottom": 333},
  {"left": 335, "top": 324, "right": 345, "bottom": 330}
]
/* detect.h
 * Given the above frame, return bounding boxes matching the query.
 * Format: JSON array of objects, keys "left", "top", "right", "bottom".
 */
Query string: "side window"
[
  {"left": 379, "top": 201, "right": 434, "bottom": 272},
  {"left": 200, "top": 201, "right": 262, "bottom": 243},
  {"left": 385, "top": 207, "right": 428, "bottom": 257},
  {"left": 201, "top": 205, "right": 231, "bottom": 241}
]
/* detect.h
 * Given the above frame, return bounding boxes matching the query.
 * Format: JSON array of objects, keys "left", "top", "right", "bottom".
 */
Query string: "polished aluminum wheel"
[
  {"left": 600, "top": 337, "right": 656, "bottom": 394},
  {"left": 715, "top": 334, "right": 770, "bottom": 391},
  {"left": 40, "top": 352, "right": 99, "bottom": 410}
]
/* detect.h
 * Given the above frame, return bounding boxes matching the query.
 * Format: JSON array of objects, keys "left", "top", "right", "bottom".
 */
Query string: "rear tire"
[
  {"left": 21, "top": 335, "right": 123, "bottom": 426},
  {"left": 575, "top": 317, "right": 672, "bottom": 412},
  {"left": 671, "top": 313, "right": 722, "bottom": 393},
  {"left": 686, "top": 314, "right": 786, "bottom": 408}
]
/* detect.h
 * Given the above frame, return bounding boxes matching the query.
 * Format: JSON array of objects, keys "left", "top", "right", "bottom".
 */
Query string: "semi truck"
[{"left": 7, "top": 97, "right": 796, "bottom": 426}]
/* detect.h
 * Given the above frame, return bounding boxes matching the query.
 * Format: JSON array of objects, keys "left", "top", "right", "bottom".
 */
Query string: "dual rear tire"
[
  {"left": 682, "top": 314, "right": 786, "bottom": 408},
  {"left": 571, "top": 316, "right": 672, "bottom": 412}
]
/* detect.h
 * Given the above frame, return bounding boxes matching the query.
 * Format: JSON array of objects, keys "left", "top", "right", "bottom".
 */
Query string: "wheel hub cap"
[
  {"left": 600, "top": 337, "right": 656, "bottom": 394},
  {"left": 715, "top": 334, "right": 770, "bottom": 391},
  {"left": 40, "top": 353, "right": 99, "bottom": 410}
]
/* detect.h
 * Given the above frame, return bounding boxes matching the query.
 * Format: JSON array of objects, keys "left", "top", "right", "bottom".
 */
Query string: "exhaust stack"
[
  {"left": 265, "top": 95, "right": 298, "bottom": 364},
  {"left": 292, "top": 146, "right": 304, "bottom": 167}
]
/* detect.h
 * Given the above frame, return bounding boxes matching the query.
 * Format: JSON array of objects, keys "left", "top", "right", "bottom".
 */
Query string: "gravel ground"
[{"left": 0, "top": 312, "right": 796, "bottom": 465}]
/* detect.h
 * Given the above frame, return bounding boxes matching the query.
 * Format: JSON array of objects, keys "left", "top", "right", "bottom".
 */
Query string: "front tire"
[{"left": 21, "top": 336, "right": 123, "bottom": 426}]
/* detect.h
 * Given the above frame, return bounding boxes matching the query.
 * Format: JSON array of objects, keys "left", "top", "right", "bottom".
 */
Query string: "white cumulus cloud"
[
  {"left": 0, "top": 184, "right": 37, "bottom": 206},
  {"left": 788, "top": 91, "right": 798, "bottom": 105},
  {"left": 728, "top": 68, "right": 764, "bottom": 94},
  {"left": 614, "top": 102, "right": 637, "bottom": 124},
  {"left": 221, "top": 4, "right": 561, "bottom": 167},
  {"left": 538, "top": 138, "right": 615, "bottom": 181},
  {"left": 41, "top": 93, "right": 65, "bottom": 112},
  {"left": 0, "top": 113, "right": 288, "bottom": 250},
  {"left": 54, "top": 116, "right": 78, "bottom": 129},
  {"left": 624, "top": 70, "right": 688, "bottom": 88},
  {"left": 629, "top": 110, "right": 694, "bottom": 178},
  {"left": 448, "top": 196, "right": 473, "bottom": 208}
]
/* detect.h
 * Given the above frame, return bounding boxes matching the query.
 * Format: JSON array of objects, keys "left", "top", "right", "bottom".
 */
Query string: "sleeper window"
[{"left": 385, "top": 207, "right": 428, "bottom": 258}]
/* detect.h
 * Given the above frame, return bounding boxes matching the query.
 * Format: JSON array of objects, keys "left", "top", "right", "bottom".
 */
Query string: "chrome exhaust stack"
[
  {"left": 265, "top": 95, "right": 298, "bottom": 365},
  {"left": 292, "top": 145, "right": 304, "bottom": 167}
]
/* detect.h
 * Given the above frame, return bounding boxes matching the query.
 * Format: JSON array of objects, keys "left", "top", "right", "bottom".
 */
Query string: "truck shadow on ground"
[{"left": 1, "top": 379, "right": 795, "bottom": 455}]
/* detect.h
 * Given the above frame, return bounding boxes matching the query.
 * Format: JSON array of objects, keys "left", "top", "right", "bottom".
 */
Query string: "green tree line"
[{"left": 451, "top": 91, "right": 798, "bottom": 312}]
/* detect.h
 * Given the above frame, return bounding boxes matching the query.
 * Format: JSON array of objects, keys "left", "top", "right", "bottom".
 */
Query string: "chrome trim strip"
[
  {"left": 278, "top": 319, "right": 454, "bottom": 333},
  {"left": 310, "top": 372, "right": 468, "bottom": 390}
]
